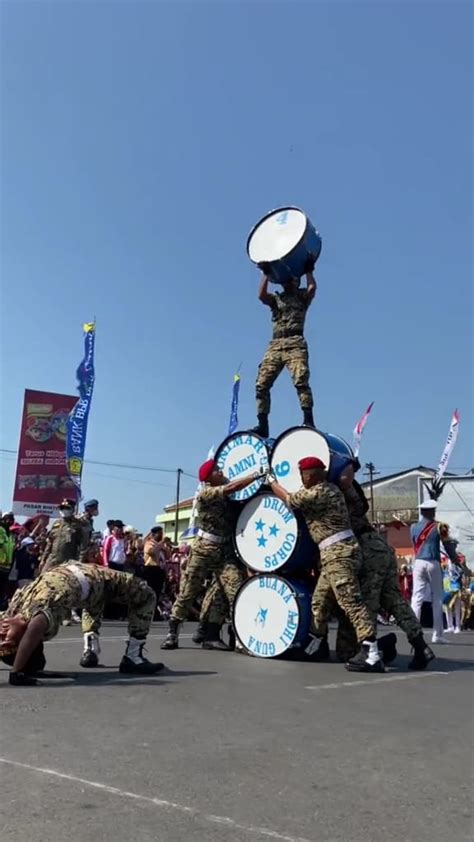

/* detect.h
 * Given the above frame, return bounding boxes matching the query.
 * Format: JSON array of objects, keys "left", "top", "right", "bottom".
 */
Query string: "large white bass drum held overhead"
[
  {"left": 270, "top": 427, "right": 355, "bottom": 492},
  {"left": 247, "top": 207, "right": 322, "bottom": 285},
  {"left": 233, "top": 574, "right": 313, "bottom": 658},
  {"left": 214, "top": 431, "right": 270, "bottom": 502}
]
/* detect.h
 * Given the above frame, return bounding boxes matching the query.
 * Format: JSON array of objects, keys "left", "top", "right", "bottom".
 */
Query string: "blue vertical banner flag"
[
  {"left": 228, "top": 373, "right": 241, "bottom": 434},
  {"left": 66, "top": 322, "right": 96, "bottom": 495}
]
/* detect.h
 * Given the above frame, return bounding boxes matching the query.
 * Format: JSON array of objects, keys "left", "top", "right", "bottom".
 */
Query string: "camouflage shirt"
[
  {"left": 268, "top": 288, "right": 311, "bottom": 339},
  {"left": 4, "top": 562, "right": 143, "bottom": 640},
  {"left": 41, "top": 517, "right": 89, "bottom": 568},
  {"left": 197, "top": 485, "right": 233, "bottom": 536},
  {"left": 289, "top": 481, "right": 353, "bottom": 545},
  {"left": 343, "top": 482, "right": 372, "bottom": 536}
]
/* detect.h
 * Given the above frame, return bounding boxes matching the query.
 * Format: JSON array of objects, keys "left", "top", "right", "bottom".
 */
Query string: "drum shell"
[
  {"left": 234, "top": 491, "right": 317, "bottom": 574},
  {"left": 270, "top": 426, "right": 354, "bottom": 491},
  {"left": 247, "top": 207, "right": 322, "bottom": 285},
  {"left": 214, "top": 430, "right": 270, "bottom": 502},
  {"left": 233, "top": 574, "right": 313, "bottom": 658}
]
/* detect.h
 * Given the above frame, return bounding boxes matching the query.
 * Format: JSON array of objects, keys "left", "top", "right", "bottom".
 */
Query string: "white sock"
[
  {"left": 125, "top": 637, "right": 146, "bottom": 664},
  {"left": 363, "top": 640, "right": 381, "bottom": 665}
]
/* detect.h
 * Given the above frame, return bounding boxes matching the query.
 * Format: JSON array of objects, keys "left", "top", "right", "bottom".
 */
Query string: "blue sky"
[{"left": 1, "top": 1, "right": 472, "bottom": 532}]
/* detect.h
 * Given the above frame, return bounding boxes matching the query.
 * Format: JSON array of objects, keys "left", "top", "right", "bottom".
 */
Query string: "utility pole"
[
  {"left": 173, "top": 468, "right": 183, "bottom": 545},
  {"left": 364, "top": 461, "right": 380, "bottom": 523}
]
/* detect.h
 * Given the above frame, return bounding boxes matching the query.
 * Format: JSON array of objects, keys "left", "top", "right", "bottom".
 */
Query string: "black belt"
[{"left": 272, "top": 332, "right": 304, "bottom": 340}]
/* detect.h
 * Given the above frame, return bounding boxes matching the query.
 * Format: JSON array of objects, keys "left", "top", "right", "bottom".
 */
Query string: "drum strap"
[
  {"left": 319, "top": 529, "right": 354, "bottom": 551},
  {"left": 197, "top": 530, "right": 225, "bottom": 544}
]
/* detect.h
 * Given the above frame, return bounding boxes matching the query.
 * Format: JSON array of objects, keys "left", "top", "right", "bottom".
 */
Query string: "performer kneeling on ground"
[
  {"left": 161, "top": 459, "right": 260, "bottom": 650},
  {"left": 0, "top": 556, "right": 164, "bottom": 686},
  {"left": 252, "top": 258, "right": 317, "bottom": 439},
  {"left": 268, "top": 456, "right": 384, "bottom": 673}
]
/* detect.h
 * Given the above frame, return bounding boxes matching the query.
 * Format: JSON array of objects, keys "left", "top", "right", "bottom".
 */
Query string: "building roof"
[{"left": 163, "top": 497, "right": 194, "bottom": 513}]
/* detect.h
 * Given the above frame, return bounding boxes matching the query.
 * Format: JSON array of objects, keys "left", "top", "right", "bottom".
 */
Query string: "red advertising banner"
[{"left": 12, "top": 389, "right": 79, "bottom": 518}]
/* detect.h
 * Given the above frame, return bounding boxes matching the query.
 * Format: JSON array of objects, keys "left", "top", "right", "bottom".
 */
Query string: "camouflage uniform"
[
  {"left": 289, "top": 482, "right": 375, "bottom": 643},
  {"left": 199, "top": 557, "right": 244, "bottom": 625},
  {"left": 5, "top": 562, "right": 155, "bottom": 640},
  {"left": 40, "top": 517, "right": 89, "bottom": 570},
  {"left": 256, "top": 287, "right": 313, "bottom": 415},
  {"left": 78, "top": 513, "right": 94, "bottom": 552},
  {"left": 316, "top": 482, "right": 423, "bottom": 659},
  {"left": 170, "top": 485, "right": 237, "bottom": 622}
]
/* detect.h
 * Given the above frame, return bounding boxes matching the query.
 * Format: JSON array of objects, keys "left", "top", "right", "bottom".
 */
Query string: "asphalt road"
[{"left": 1, "top": 623, "right": 473, "bottom": 842}]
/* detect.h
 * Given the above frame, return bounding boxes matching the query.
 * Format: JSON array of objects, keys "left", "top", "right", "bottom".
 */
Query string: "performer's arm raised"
[
  {"left": 257, "top": 269, "right": 276, "bottom": 307},
  {"left": 305, "top": 269, "right": 317, "bottom": 304}
]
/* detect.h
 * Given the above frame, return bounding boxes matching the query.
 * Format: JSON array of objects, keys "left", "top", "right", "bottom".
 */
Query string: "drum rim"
[
  {"left": 232, "top": 489, "right": 298, "bottom": 572},
  {"left": 270, "top": 425, "right": 331, "bottom": 464},
  {"left": 246, "top": 206, "right": 309, "bottom": 262},
  {"left": 214, "top": 429, "right": 269, "bottom": 502},
  {"left": 232, "top": 573, "right": 310, "bottom": 657}
]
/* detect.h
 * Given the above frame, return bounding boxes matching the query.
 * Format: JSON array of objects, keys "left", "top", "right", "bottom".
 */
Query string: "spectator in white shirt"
[{"left": 102, "top": 521, "right": 127, "bottom": 570}]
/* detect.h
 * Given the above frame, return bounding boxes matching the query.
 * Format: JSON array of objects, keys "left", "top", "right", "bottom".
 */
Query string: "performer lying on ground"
[
  {"left": 0, "top": 554, "right": 164, "bottom": 685},
  {"left": 252, "top": 257, "right": 317, "bottom": 439},
  {"left": 268, "top": 456, "right": 384, "bottom": 673}
]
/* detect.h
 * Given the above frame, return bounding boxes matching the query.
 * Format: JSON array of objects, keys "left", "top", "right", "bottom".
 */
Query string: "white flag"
[{"left": 436, "top": 410, "right": 460, "bottom": 479}]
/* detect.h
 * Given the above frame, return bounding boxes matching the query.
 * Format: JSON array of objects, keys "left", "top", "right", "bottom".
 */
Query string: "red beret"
[
  {"left": 298, "top": 456, "right": 326, "bottom": 471},
  {"left": 198, "top": 459, "right": 216, "bottom": 483}
]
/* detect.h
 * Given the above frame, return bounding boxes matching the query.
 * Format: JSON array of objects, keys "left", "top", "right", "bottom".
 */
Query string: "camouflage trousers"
[
  {"left": 256, "top": 336, "right": 313, "bottom": 415},
  {"left": 315, "top": 532, "right": 422, "bottom": 659},
  {"left": 171, "top": 538, "right": 237, "bottom": 623},
  {"left": 200, "top": 563, "right": 244, "bottom": 626},
  {"left": 311, "top": 541, "right": 375, "bottom": 644},
  {"left": 5, "top": 564, "right": 156, "bottom": 641}
]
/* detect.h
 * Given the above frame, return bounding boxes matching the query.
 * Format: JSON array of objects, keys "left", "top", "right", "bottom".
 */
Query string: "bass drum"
[
  {"left": 233, "top": 574, "right": 313, "bottom": 658},
  {"left": 234, "top": 492, "right": 317, "bottom": 574},
  {"left": 215, "top": 431, "right": 270, "bottom": 502},
  {"left": 270, "top": 426, "right": 355, "bottom": 491},
  {"left": 247, "top": 207, "right": 322, "bottom": 285}
]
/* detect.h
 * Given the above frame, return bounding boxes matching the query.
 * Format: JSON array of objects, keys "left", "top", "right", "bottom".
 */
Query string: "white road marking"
[
  {"left": 0, "top": 758, "right": 312, "bottom": 842},
  {"left": 305, "top": 671, "right": 449, "bottom": 691},
  {"left": 46, "top": 633, "right": 194, "bottom": 644}
]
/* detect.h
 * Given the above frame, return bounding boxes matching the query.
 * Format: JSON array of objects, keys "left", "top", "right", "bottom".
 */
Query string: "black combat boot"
[
  {"left": 202, "top": 623, "right": 231, "bottom": 651},
  {"left": 192, "top": 621, "right": 208, "bottom": 644},
  {"left": 345, "top": 641, "right": 385, "bottom": 673},
  {"left": 250, "top": 414, "right": 269, "bottom": 439},
  {"left": 227, "top": 624, "right": 236, "bottom": 651},
  {"left": 305, "top": 634, "right": 331, "bottom": 661},
  {"left": 408, "top": 633, "right": 435, "bottom": 670},
  {"left": 160, "top": 618, "right": 181, "bottom": 650},
  {"left": 119, "top": 638, "right": 165, "bottom": 674},
  {"left": 302, "top": 409, "right": 315, "bottom": 428},
  {"left": 377, "top": 632, "right": 398, "bottom": 665},
  {"left": 9, "top": 671, "right": 39, "bottom": 686}
]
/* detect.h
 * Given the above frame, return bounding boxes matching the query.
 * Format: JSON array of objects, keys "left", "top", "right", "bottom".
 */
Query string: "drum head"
[
  {"left": 235, "top": 493, "right": 298, "bottom": 572},
  {"left": 270, "top": 427, "right": 330, "bottom": 493},
  {"left": 215, "top": 431, "right": 270, "bottom": 502},
  {"left": 233, "top": 575, "right": 301, "bottom": 658},
  {"left": 247, "top": 207, "right": 307, "bottom": 263}
]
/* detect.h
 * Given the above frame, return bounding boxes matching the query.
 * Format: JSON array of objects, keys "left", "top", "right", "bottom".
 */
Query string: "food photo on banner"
[{"left": 12, "top": 389, "right": 79, "bottom": 518}]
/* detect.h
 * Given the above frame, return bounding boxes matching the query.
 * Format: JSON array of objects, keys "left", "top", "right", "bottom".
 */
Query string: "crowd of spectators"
[{"left": 0, "top": 508, "right": 190, "bottom": 620}]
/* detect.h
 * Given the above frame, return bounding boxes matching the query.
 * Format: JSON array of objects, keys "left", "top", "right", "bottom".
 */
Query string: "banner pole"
[{"left": 173, "top": 468, "right": 182, "bottom": 545}]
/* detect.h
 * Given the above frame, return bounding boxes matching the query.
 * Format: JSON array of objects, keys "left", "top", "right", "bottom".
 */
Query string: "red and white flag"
[
  {"left": 352, "top": 401, "right": 374, "bottom": 457},
  {"left": 436, "top": 409, "right": 460, "bottom": 479}
]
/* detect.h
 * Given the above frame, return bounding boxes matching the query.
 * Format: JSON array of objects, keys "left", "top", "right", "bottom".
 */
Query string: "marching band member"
[
  {"left": 410, "top": 500, "right": 458, "bottom": 644},
  {"left": 313, "top": 461, "right": 435, "bottom": 670},
  {"left": 268, "top": 456, "right": 384, "bottom": 673},
  {"left": 161, "top": 459, "right": 259, "bottom": 651},
  {"left": 252, "top": 259, "right": 317, "bottom": 439},
  {"left": 0, "top": 552, "right": 164, "bottom": 685}
]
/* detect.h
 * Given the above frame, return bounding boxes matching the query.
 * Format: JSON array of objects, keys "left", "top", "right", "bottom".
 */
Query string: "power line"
[{"left": 0, "top": 448, "right": 197, "bottom": 479}]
